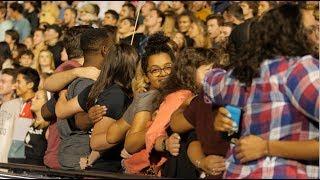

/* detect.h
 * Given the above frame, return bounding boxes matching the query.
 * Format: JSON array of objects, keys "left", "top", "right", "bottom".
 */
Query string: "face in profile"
[
  {"left": 240, "top": 2, "right": 252, "bottom": 16},
  {"left": 258, "top": 1, "right": 270, "bottom": 16},
  {"left": 188, "top": 23, "right": 201, "bottom": 39},
  {"left": 118, "top": 19, "right": 134, "bottom": 35},
  {"left": 207, "top": 19, "right": 220, "bottom": 39},
  {"left": 172, "top": 32, "right": 186, "bottom": 49},
  {"left": 31, "top": 90, "right": 47, "bottom": 112},
  {"left": 24, "top": 37, "right": 33, "bottom": 50},
  {"left": 195, "top": 63, "right": 213, "bottom": 87},
  {"left": 301, "top": 8, "right": 319, "bottom": 53},
  {"left": 15, "top": 74, "right": 32, "bottom": 96}
]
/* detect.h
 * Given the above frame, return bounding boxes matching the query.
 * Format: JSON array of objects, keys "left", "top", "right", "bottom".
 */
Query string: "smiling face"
[
  {"left": 178, "top": 15, "right": 192, "bottom": 33},
  {"left": 146, "top": 52, "right": 173, "bottom": 90},
  {"left": 15, "top": 74, "right": 32, "bottom": 97}
]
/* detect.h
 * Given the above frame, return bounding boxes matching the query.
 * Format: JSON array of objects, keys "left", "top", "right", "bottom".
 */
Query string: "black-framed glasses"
[{"left": 147, "top": 65, "right": 172, "bottom": 77}]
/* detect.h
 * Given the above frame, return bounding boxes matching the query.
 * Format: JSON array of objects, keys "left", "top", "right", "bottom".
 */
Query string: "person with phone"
[{"left": 203, "top": 4, "right": 319, "bottom": 179}]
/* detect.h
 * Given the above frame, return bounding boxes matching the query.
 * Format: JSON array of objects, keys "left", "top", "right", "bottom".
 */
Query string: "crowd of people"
[{"left": 0, "top": 1, "right": 319, "bottom": 179}]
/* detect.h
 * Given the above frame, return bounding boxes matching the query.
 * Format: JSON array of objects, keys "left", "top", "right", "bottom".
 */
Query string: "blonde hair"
[
  {"left": 191, "top": 20, "right": 210, "bottom": 48},
  {"left": 38, "top": 50, "right": 55, "bottom": 73}
]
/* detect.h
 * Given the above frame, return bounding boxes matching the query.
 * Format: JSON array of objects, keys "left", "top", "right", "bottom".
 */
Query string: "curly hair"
[
  {"left": 156, "top": 48, "right": 219, "bottom": 106},
  {"left": 228, "top": 4, "right": 315, "bottom": 86},
  {"left": 141, "top": 32, "right": 176, "bottom": 75}
]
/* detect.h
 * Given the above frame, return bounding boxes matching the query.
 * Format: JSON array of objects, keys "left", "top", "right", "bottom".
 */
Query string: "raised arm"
[{"left": 44, "top": 67, "right": 100, "bottom": 92}]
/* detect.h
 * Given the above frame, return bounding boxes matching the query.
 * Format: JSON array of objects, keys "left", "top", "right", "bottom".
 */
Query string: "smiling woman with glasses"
[{"left": 147, "top": 63, "right": 172, "bottom": 77}]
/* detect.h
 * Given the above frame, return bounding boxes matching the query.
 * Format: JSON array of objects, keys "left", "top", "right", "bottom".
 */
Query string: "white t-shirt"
[{"left": 0, "top": 98, "right": 23, "bottom": 163}]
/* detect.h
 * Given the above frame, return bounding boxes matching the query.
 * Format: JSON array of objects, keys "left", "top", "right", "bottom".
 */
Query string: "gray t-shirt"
[
  {"left": 122, "top": 90, "right": 159, "bottom": 125},
  {"left": 13, "top": 18, "right": 31, "bottom": 42},
  {"left": 57, "top": 78, "right": 94, "bottom": 170}
]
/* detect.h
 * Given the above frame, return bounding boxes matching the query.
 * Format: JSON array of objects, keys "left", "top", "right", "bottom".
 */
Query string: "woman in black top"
[
  {"left": 55, "top": 43, "right": 139, "bottom": 171},
  {"left": 25, "top": 90, "right": 49, "bottom": 166}
]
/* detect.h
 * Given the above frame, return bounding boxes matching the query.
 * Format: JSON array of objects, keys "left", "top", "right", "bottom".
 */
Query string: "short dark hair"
[
  {"left": 123, "top": 3, "right": 136, "bottom": 15},
  {"left": 178, "top": 11, "right": 195, "bottom": 22},
  {"left": 151, "top": 8, "right": 165, "bottom": 26},
  {"left": 5, "top": 29, "right": 19, "bottom": 43},
  {"left": 141, "top": 32, "right": 175, "bottom": 74},
  {"left": 121, "top": 17, "right": 136, "bottom": 27},
  {"left": 21, "top": 50, "right": 34, "bottom": 59},
  {"left": 206, "top": 14, "right": 224, "bottom": 26},
  {"left": 14, "top": 43, "right": 28, "bottom": 60},
  {"left": 80, "top": 27, "right": 116, "bottom": 53},
  {"left": 18, "top": 67, "right": 40, "bottom": 92},
  {"left": 225, "top": 3, "right": 244, "bottom": 21},
  {"left": 65, "top": 7, "right": 77, "bottom": 18},
  {"left": 2, "top": 68, "right": 18, "bottom": 82},
  {"left": 105, "top": 9, "right": 119, "bottom": 21},
  {"left": 92, "top": 4, "right": 100, "bottom": 16},
  {"left": 45, "top": 24, "right": 62, "bottom": 38},
  {"left": 63, "top": 25, "right": 93, "bottom": 59},
  {"left": 9, "top": 2, "right": 24, "bottom": 14}
]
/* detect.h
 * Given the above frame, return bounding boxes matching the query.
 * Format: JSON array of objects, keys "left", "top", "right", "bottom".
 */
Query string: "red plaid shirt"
[{"left": 203, "top": 55, "right": 319, "bottom": 179}]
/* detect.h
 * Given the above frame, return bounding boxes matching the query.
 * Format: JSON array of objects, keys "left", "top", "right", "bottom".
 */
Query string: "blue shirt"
[{"left": 13, "top": 17, "right": 31, "bottom": 42}]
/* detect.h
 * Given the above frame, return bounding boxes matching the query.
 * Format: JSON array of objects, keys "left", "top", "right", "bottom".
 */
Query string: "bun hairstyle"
[{"left": 141, "top": 32, "right": 176, "bottom": 75}]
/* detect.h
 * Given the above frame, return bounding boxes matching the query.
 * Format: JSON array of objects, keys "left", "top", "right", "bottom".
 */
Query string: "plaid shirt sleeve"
[
  {"left": 203, "top": 68, "right": 228, "bottom": 105},
  {"left": 284, "top": 56, "right": 320, "bottom": 122}
]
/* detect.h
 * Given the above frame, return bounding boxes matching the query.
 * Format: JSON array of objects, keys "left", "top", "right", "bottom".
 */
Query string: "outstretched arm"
[{"left": 44, "top": 67, "right": 100, "bottom": 92}]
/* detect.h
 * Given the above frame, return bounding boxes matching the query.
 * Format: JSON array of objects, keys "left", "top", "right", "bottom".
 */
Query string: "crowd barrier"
[{"left": 0, "top": 163, "right": 161, "bottom": 179}]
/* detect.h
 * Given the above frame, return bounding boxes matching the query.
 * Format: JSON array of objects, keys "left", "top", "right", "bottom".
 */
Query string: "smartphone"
[{"left": 225, "top": 105, "right": 242, "bottom": 133}]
